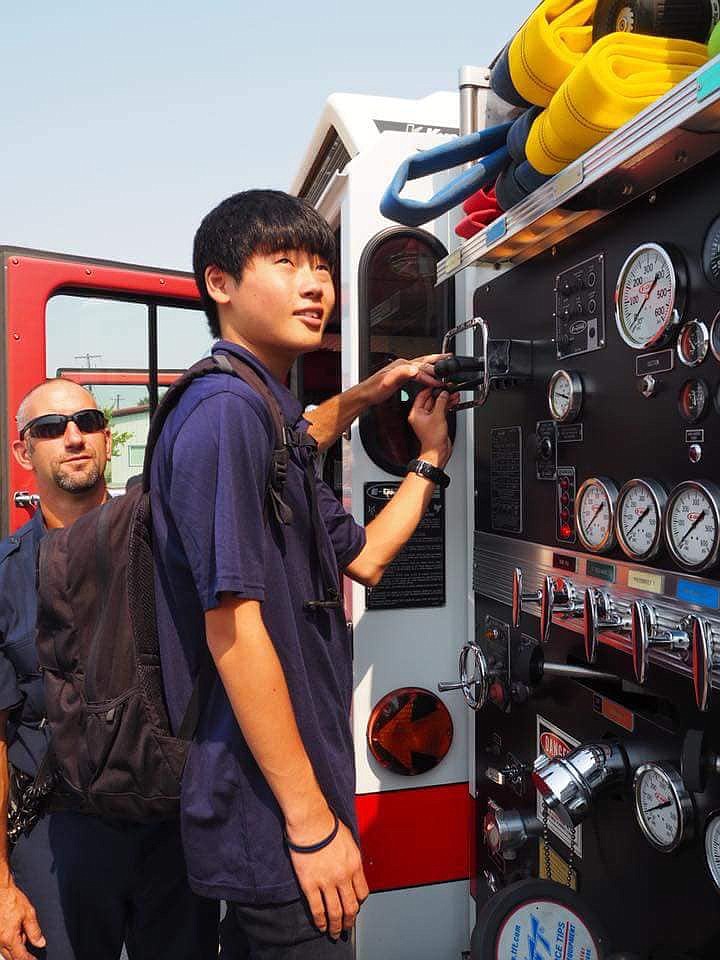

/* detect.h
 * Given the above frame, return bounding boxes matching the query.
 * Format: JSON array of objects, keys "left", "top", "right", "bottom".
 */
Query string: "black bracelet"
[{"left": 284, "top": 810, "right": 340, "bottom": 854}]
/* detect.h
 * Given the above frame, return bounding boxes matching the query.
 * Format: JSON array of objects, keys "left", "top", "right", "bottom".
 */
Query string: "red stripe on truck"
[{"left": 356, "top": 782, "right": 470, "bottom": 893}]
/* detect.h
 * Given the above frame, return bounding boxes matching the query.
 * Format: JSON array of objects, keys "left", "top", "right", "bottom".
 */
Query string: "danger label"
[
  {"left": 497, "top": 900, "right": 598, "bottom": 960},
  {"left": 536, "top": 716, "right": 583, "bottom": 858}
]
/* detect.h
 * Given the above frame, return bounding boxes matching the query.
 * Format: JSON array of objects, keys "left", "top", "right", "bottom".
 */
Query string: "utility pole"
[{"left": 74, "top": 352, "right": 101, "bottom": 368}]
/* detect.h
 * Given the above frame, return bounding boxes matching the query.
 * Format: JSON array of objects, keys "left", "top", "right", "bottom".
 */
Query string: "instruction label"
[
  {"left": 364, "top": 482, "right": 445, "bottom": 610},
  {"left": 496, "top": 900, "right": 598, "bottom": 960}
]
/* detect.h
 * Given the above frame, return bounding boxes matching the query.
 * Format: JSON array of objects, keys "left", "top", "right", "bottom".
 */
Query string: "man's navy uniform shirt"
[
  {"left": 0, "top": 509, "right": 50, "bottom": 775},
  {"left": 151, "top": 340, "right": 366, "bottom": 904}
]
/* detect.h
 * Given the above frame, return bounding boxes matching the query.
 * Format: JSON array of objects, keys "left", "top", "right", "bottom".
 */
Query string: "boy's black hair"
[{"left": 193, "top": 189, "right": 337, "bottom": 339}]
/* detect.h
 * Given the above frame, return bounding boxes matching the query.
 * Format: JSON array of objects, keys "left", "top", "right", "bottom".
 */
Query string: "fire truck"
[{"left": 6, "top": 3, "right": 720, "bottom": 956}]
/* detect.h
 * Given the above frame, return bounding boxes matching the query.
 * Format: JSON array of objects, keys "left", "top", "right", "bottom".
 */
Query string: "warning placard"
[{"left": 536, "top": 715, "right": 583, "bottom": 858}]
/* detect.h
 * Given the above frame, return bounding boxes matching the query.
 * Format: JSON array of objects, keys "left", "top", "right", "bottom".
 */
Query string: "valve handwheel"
[{"left": 593, "top": 0, "right": 717, "bottom": 44}]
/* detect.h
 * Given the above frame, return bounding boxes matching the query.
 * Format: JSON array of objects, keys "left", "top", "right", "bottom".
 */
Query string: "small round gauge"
[
  {"left": 677, "top": 319, "right": 709, "bottom": 367},
  {"left": 615, "top": 243, "right": 686, "bottom": 350},
  {"left": 575, "top": 477, "right": 618, "bottom": 553},
  {"left": 678, "top": 378, "right": 710, "bottom": 423},
  {"left": 548, "top": 370, "right": 583, "bottom": 423},
  {"left": 665, "top": 480, "right": 720, "bottom": 572},
  {"left": 616, "top": 478, "right": 667, "bottom": 561},
  {"left": 711, "top": 312, "right": 720, "bottom": 363},
  {"left": 633, "top": 762, "right": 693, "bottom": 852},
  {"left": 705, "top": 815, "right": 720, "bottom": 891},
  {"left": 702, "top": 214, "right": 720, "bottom": 291}
]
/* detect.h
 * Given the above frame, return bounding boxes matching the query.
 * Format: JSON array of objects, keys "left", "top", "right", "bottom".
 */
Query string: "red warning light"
[{"left": 560, "top": 523, "right": 573, "bottom": 540}]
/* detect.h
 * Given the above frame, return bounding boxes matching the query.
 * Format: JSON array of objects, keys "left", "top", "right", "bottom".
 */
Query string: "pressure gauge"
[
  {"left": 710, "top": 311, "right": 720, "bottom": 363},
  {"left": 678, "top": 378, "right": 710, "bottom": 423},
  {"left": 665, "top": 480, "right": 720, "bottom": 572},
  {"left": 702, "top": 214, "right": 720, "bottom": 291},
  {"left": 615, "top": 243, "right": 685, "bottom": 350},
  {"left": 615, "top": 478, "right": 666, "bottom": 561},
  {"left": 633, "top": 762, "right": 693, "bottom": 852},
  {"left": 548, "top": 370, "right": 582, "bottom": 422},
  {"left": 575, "top": 477, "right": 618, "bottom": 553},
  {"left": 677, "top": 320, "right": 709, "bottom": 367},
  {"left": 705, "top": 815, "right": 720, "bottom": 891}
]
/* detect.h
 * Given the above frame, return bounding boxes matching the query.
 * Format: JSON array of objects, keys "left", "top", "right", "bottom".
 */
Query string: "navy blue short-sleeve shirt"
[{"left": 151, "top": 341, "right": 365, "bottom": 904}]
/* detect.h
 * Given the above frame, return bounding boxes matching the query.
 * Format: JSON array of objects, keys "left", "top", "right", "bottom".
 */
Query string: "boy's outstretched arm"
[
  {"left": 344, "top": 388, "right": 452, "bottom": 587},
  {"left": 205, "top": 599, "right": 368, "bottom": 939},
  {"left": 303, "top": 354, "right": 447, "bottom": 452}
]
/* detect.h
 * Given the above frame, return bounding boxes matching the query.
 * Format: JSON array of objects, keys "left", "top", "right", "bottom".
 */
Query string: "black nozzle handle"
[{"left": 435, "top": 355, "right": 484, "bottom": 379}]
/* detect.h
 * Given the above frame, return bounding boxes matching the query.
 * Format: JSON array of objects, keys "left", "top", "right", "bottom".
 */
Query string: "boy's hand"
[
  {"left": 364, "top": 354, "right": 449, "bottom": 406},
  {"left": 408, "top": 388, "right": 453, "bottom": 469},
  {"left": 0, "top": 877, "right": 46, "bottom": 960},
  {"left": 287, "top": 816, "right": 369, "bottom": 939}
]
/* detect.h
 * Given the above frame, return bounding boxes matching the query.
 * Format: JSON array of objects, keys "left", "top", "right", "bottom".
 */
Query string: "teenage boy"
[
  {"left": 0, "top": 379, "right": 218, "bottom": 960},
  {"left": 151, "top": 189, "right": 454, "bottom": 958}
]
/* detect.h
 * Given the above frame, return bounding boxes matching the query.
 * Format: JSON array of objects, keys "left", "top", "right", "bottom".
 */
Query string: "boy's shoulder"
[{"left": 170, "top": 372, "right": 275, "bottom": 441}]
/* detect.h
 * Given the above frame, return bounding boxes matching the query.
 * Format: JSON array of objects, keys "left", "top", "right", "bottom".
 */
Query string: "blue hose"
[{"left": 379, "top": 123, "right": 513, "bottom": 228}]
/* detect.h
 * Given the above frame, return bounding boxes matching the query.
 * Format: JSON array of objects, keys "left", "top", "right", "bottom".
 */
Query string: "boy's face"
[{"left": 207, "top": 249, "right": 335, "bottom": 374}]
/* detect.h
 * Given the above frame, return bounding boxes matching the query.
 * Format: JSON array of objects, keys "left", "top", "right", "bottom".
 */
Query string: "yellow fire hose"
[
  {"left": 525, "top": 32, "right": 708, "bottom": 175},
  {"left": 507, "top": 0, "right": 598, "bottom": 107}
]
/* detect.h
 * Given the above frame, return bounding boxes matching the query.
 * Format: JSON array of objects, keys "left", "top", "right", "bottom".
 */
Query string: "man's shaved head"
[
  {"left": 12, "top": 378, "right": 110, "bottom": 500},
  {"left": 16, "top": 379, "right": 98, "bottom": 433}
]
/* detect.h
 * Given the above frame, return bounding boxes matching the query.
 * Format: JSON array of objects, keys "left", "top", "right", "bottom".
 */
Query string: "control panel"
[{"left": 451, "top": 153, "right": 720, "bottom": 956}]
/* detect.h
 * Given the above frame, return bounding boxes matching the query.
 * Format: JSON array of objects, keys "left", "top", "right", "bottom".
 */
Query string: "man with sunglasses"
[{"left": 0, "top": 378, "right": 218, "bottom": 960}]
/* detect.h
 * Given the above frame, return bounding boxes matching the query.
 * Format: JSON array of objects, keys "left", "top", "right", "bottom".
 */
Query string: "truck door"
[{"left": 1, "top": 248, "right": 208, "bottom": 534}]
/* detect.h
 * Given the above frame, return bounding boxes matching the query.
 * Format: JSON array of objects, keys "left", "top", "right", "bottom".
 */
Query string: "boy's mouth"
[{"left": 293, "top": 308, "right": 324, "bottom": 328}]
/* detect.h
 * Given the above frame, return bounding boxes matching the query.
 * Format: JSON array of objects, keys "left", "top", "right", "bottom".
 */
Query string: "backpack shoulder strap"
[{"left": 141, "top": 351, "right": 292, "bottom": 524}]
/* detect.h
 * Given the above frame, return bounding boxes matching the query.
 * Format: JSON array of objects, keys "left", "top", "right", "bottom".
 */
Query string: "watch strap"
[{"left": 406, "top": 458, "right": 450, "bottom": 488}]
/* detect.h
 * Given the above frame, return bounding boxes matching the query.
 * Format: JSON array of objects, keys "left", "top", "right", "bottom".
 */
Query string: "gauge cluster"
[{"left": 568, "top": 476, "right": 720, "bottom": 572}]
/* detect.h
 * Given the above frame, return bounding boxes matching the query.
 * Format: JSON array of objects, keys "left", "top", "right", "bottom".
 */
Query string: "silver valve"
[
  {"left": 631, "top": 600, "right": 690, "bottom": 685},
  {"left": 540, "top": 575, "right": 583, "bottom": 643},
  {"left": 482, "top": 806, "right": 543, "bottom": 860},
  {"left": 532, "top": 741, "right": 626, "bottom": 828},
  {"left": 688, "top": 614, "right": 720, "bottom": 712},
  {"left": 583, "top": 588, "right": 630, "bottom": 664},
  {"left": 512, "top": 567, "right": 542, "bottom": 630},
  {"left": 438, "top": 642, "right": 491, "bottom": 711}
]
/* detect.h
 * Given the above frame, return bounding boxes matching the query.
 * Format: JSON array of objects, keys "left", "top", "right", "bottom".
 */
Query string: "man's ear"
[
  {"left": 205, "top": 266, "right": 232, "bottom": 305},
  {"left": 104, "top": 427, "right": 112, "bottom": 463},
  {"left": 11, "top": 439, "right": 34, "bottom": 473}
]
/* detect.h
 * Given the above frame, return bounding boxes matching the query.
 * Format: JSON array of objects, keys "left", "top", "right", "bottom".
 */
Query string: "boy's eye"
[
  {"left": 316, "top": 262, "right": 331, "bottom": 273},
  {"left": 276, "top": 256, "right": 293, "bottom": 265}
]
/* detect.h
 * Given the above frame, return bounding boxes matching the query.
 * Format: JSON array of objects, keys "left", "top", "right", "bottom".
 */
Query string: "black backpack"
[{"left": 34, "top": 351, "right": 299, "bottom": 821}]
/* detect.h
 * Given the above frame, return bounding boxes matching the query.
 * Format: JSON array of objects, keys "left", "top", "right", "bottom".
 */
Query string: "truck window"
[
  {"left": 46, "top": 294, "right": 208, "bottom": 493},
  {"left": 358, "top": 230, "right": 454, "bottom": 476}
]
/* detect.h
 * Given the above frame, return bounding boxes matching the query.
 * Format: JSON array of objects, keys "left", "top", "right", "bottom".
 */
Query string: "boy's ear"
[{"left": 205, "top": 265, "right": 232, "bottom": 305}]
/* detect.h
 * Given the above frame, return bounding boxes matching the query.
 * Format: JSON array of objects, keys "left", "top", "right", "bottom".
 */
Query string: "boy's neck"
[{"left": 218, "top": 332, "right": 293, "bottom": 382}]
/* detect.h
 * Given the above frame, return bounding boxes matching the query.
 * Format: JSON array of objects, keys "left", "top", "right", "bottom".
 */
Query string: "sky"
[{"left": 2, "top": 0, "right": 531, "bottom": 273}]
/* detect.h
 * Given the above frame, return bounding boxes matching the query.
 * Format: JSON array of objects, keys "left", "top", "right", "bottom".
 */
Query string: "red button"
[
  {"left": 560, "top": 478, "right": 570, "bottom": 489},
  {"left": 561, "top": 493, "right": 569, "bottom": 505},
  {"left": 560, "top": 524, "right": 573, "bottom": 539},
  {"left": 561, "top": 509, "right": 569, "bottom": 521}
]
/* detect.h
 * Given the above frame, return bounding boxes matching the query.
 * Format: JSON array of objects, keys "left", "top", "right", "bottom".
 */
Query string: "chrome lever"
[
  {"left": 688, "top": 614, "right": 720, "bottom": 712},
  {"left": 13, "top": 491, "right": 40, "bottom": 509},
  {"left": 540, "top": 575, "right": 583, "bottom": 643},
  {"left": 631, "top": 600, "right": 689, "bottom": 684},
  {"left": 512, "top": 568, "right": 542, "bottom": 630},
  {"left": 583, "top": 588, "right": 630, "bottom": 664},
  {"left": 440, "top": 316, "right": 489, "bottom": 409}
]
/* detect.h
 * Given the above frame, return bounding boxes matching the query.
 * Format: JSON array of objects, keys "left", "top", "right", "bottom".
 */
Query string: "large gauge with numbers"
[
  {"left": 575, "top": 477, "right": 618, "bottom": 553},
  {"left": 705, "top": 815, "right": 720, "bottom": 891},
  {"left": 664, "top": 481, "right": 720, "bottom": 572},
  {"left": 615, "top": 479, "right": 666, "bottom": 562},
  {"left": 633, "top": 762, "right": 693, "bottom": 852},
  {"left": 615, "top": 243, "right": 686, "bottom": 350}
]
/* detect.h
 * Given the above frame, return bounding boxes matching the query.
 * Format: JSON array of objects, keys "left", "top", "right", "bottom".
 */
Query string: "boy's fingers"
[
  {"left": 306, "top": 888, "right": 327, "bottom": 931},
  {"left": 23, "top": 911, "right": 45, "bottom": 948},
  {"left": 338, "top": 882, "right": 360, "bottom": 929},
  {"left": 353, "top": 869, "right": 369, "bottom": 904},
  {"left": 322, "top": 888, "right": 343, "bottom": 938}
]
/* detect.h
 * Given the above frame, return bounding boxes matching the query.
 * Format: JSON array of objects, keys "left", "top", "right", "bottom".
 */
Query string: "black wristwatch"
[{"left": 406, "top": 459, "right": 450, "bottom": 488}]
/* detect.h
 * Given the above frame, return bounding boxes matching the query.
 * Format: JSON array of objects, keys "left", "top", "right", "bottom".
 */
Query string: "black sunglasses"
[{"left": 20, "top": 408, "right": 107, "bottom": 441}]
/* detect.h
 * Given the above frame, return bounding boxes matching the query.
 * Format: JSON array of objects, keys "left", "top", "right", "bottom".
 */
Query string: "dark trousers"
[
  {"left": 11, "top": 811, "right": 219, "bottom": 960},
  {"left": 220, "top": 899, "right": 353, "bottom": 959}
]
